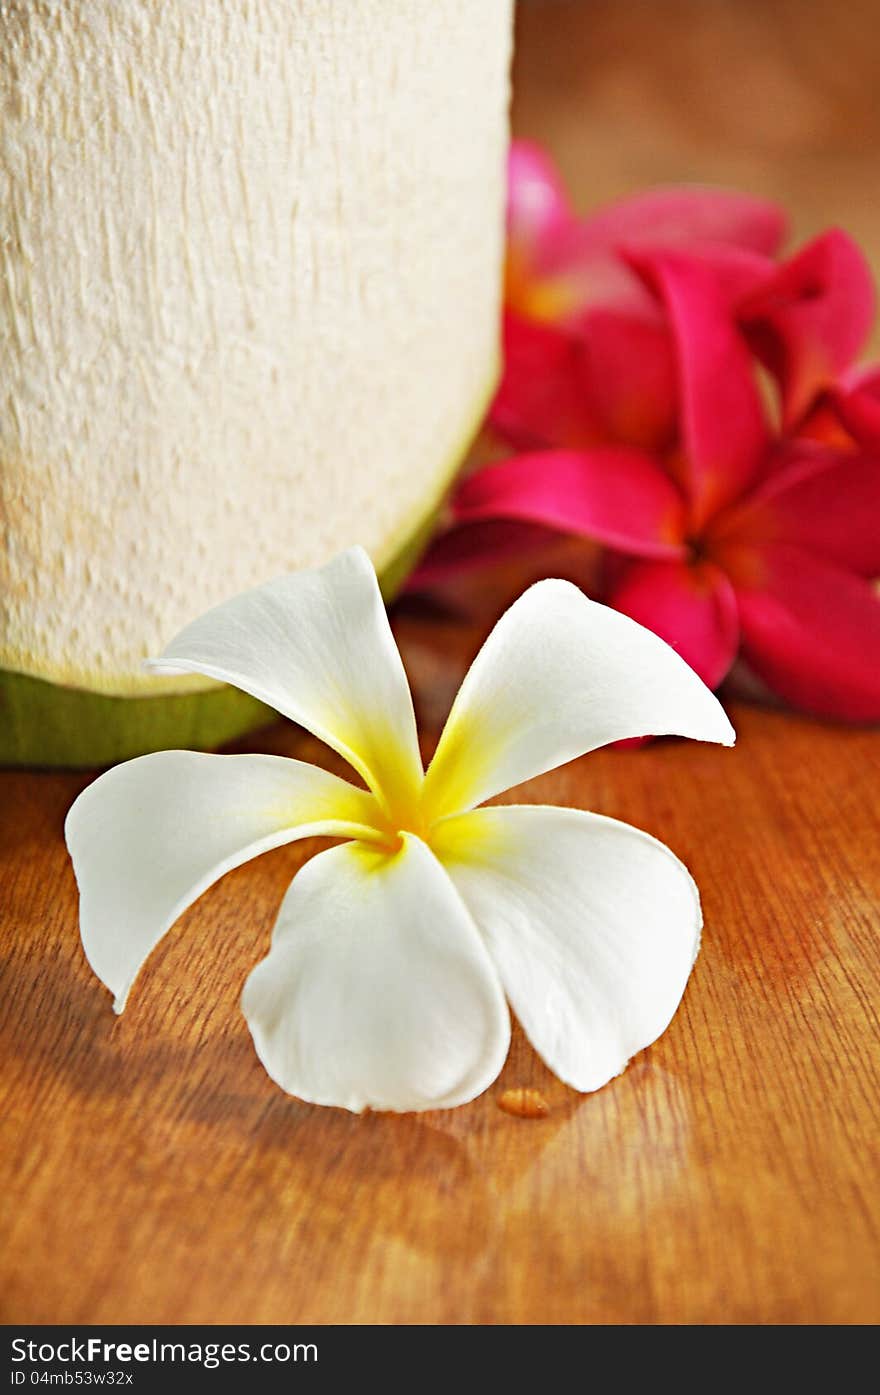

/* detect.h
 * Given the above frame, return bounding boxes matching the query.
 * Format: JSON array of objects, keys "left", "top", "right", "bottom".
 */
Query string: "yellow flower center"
[{"left": 362, "top": 790, "right": 434, "bottom": 856}]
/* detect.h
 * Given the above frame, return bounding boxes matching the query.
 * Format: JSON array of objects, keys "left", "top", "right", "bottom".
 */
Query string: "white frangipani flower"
[{"left": 66, "top": 547, "right": 734, "bottom": 1113}]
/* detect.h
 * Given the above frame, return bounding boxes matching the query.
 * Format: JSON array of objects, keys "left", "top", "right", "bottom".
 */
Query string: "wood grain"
[{"left": 2, "top": 0, "right": 880, "bottom": 1326}]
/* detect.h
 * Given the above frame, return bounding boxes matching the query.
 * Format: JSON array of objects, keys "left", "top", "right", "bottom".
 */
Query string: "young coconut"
[{"left": 0, "top": 0, "right": 513, "bottom": 765}]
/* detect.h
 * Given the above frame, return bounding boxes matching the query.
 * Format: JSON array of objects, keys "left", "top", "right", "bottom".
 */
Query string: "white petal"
[
  {"left": 147, "top": 547, "right": 422, "bottom": 818},
  {"left": 65, "top": 751, "right": 383, "bottom": 1012},
  {"left": 433, "top": 805, "right": 702, "bottom": 1092},
  {"left": 242, "top": 835, "right": 510, "bottom": 1113},
  {"left": 423, "top": 579, "right": 734, "bottom": 818}
]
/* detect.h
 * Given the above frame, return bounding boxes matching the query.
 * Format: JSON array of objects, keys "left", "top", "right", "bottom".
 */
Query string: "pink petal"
[
  {"left": 543, "top": 238, "right": 771, "bottom": 333},
  {"left": 606, "top": 558, "right": 740, "bottom": 690},
  {"left": 631, "top": 251, "right": 770, "bottom": 526},
  {"left": 576, "top": 246, "right": 773, "bottom": 455},
  {"left": 742, "top": 230, "right": 877, "bottom": 427},
  {"left": 672, "top": 242, "right": 777, "bottom": 305},
  {"left": 490, "top": 311, "right": 601, "bottom": 450},
  {"left": 507, "top": 140, "right": 573, "bottom": 252},
  {"left": 581, "top": 186, "right": 788, "bottom": 257},
  {"left": 504, "top": 144, "right": 657, "bottom": 323},
  {"left": 505, "top": 143, "right": 600, "bottom": 325},
  {"left": 511, "top": 231, "right": 657, "bottom": 328},
  {"left": 578, "top": 307, "right": 677, "bottom": 451},
  {"left": 733, "top": 543, "right": 880, "bottom": 721},
  {"left": 712, "top": 443, "right": 880, "bottom": 577},
  {"left": 452, "top": 449, "right": 688, "bottom": 560},
  {"left": 829, "top": 363, "right": 880, "bottom": 450}
]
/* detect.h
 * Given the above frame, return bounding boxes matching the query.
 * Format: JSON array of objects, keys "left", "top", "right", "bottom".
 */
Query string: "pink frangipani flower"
[
  {"left": 414, "top": 143, "right": 880, "bottom": 723},
  {"left": 435, "top": 252, "right": 880, "bottom": 721}
]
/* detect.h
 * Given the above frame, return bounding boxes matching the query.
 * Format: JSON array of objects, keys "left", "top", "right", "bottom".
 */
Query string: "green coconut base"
[
  {"left": 1, "top": 366, "right": 496, "bottom": 769},
  {"left": 0, "top": 673, "right": 277, "bottom": 770}
]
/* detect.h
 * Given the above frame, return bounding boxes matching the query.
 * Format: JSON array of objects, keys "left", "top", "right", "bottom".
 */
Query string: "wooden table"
[{"left": 2, "top": 0, "right": 879, "bottom": 1327}]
